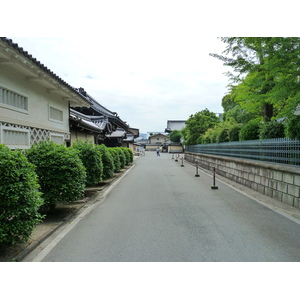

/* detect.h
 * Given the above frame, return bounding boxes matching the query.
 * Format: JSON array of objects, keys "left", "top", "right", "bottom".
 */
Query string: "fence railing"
[{"left": 185, "top": 138, "right": 300, "bottom": 166}]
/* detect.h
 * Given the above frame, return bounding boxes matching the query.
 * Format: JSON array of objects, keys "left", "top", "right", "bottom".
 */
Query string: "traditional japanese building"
[
  {"left": 0, "top": 37, "right": 90, "bottom": 149},
  {"left": 0, "top": 37, "right": 139, "bottom": 149}
]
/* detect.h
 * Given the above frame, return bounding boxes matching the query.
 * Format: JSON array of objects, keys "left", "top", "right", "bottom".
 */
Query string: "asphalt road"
[{"left": 40, "top": 152, "right": 300, "bottom": 262}]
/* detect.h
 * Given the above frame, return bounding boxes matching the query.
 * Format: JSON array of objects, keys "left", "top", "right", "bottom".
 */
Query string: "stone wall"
[{"left": 185, "top": 152, "right": 300, "bottom": 209}]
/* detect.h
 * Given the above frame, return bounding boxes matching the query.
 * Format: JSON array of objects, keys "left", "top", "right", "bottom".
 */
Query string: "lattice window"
[
  {"left": 0, "top": 122, "right": 69, "bottom": 148},
  {"left": 30, "top": 127, "right": 50, "bottom": 144},
  {"left": 0, "top": 87, "right": 28, "bottom": 112}
]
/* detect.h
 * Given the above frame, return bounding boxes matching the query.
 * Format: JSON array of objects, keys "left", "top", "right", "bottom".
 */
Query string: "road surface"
[{"left": 36, "top": 152, "right": 300, "bottom": 262}]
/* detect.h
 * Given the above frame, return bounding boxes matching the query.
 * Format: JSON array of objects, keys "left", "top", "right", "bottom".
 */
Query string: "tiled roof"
[
  {"left": 0, "top": 37, "right": 88, "bottom": 102},
  {"left": 1, "top": 37, "right": 131, "bottom": 132},
  {"left": 75, "top": 88, "right": 129, "bottom": 130},
  {"left": 76, "top": 87, "right": 117, "bottom": 117}
]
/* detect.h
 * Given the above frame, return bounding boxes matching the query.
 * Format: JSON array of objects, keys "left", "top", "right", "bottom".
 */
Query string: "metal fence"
[{"left": 186, "top": 138, "right": 300, "bottom": 166}]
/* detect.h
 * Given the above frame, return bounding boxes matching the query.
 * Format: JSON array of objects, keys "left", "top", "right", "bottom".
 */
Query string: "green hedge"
[
  {"left": 26, "top": 141, "right": 87, "bottom": 209},
  {"left": 0, "top": 145, "right": 44, "bottom": 245},
  {"left": 125, "top": 148, "right": 134, "bottom": 163},
  {"left": 108, "top": 148, "right": 121, "bottom": 172},
  {"left": 239, "top": 120, "right": 261, "bottom": 141},
  {"left": 96, "top": 144, "right": 115, "bottom": 180},
  {"left": 285, "top": 115, "right": 300, "bottom": 140},
  {"left": 121, "top": 147, "right": 133, "bottom": 165},
  {"left": 115, "top": 147, "right": 127, "bottom": 169},
  {"left": 259, "top": 120, "right": 285, "bottom": 139},
  {"left": 228, "top": 125, "right": 242, "bottom": 142},
  {"left": 72, "top": 140, "right": 103, "bottom": 186}
]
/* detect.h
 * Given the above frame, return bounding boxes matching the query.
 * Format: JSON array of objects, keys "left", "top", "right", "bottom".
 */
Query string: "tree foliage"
[
  {"left": 182, "top": 108, "right": 220, "bottom": 145},
  {"left": 211, "top": 37, "right": 300, "bottom": 122},
  {"left": 169, "top": 130, "right": 182, "bottom": 143},
  {"left": 285, "top": 115, "right": 300, "bottom": 140}
]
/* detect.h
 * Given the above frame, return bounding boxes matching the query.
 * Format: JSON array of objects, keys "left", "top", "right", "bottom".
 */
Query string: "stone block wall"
[{"left": 185, "top": 152, "right": 300, "bottom": 209}]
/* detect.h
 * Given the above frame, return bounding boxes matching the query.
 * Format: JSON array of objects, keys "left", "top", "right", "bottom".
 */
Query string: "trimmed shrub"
[
  {"left": 26, "top": 141, "right": 87, "bottom": 209},
  {"left": 217, "top": 128, "right": 229, "bottom": 143},
  {"left": 228, "top": 125, "right": 242, "bottom": 142},
  {"left": 108, "top": 148, "right": 121, "bottom": 172},
  {"left": 96, "top": 144, "right": 114, "bottom": 180},
  {"left": 72, "top": 140, "right": 103, "bottom": 186},
  {"left": 0, "top": 144, "right": 44, "bottom": 245},
  {"left": 201, "top": 127, "right": 216, "bottom": 144},
  {"left": 122, "top": 147, "right": 134, "bottom": 165},
  {"left": 285, "top": 115, "right": 300, "bottom": 140},
  {"left": 259, "top": 120, "right": 285, "bottom": 139},
  {"left": 115, "top": 147, "right": 127, "bottom": 169},
  {"left": 239, "top": 120, "right": 261, "bottom": 141},
  {"left": 126, "top": 148, "right": 134, "bottom": 163}
]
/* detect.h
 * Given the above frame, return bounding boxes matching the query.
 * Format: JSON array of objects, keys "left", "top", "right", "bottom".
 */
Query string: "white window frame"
[
  {"left": 50, "top": 133, "right": 65, "bottom": 145},
  {"left": 49, "top": 105, "right": 64, "bottom": 124},
  {"left": 0, "top": 125, "right": 30, "bottom": 149},
  {"left": 0, "top": 86, "right": 29, "bottom": 114}
]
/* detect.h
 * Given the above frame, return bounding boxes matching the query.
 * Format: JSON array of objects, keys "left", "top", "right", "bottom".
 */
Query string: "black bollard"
[
  {"left": 181, "top": 156, "right": 184, "bottom": 167},
  {"left": 211, "top": 167, "right": 218, "bottom": 189},
  {"left": 195, "top": 162, "right": 200, "bottom": 177}
]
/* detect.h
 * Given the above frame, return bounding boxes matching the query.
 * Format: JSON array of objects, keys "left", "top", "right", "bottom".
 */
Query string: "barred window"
[
  {"left": 49, "top": 106, "right": 63, "bottom": 122},
  {"left": 50, "top": 133, "right": 64, "bottom": 145},
  {"left": 0, "top": 87, "right": 28, "bottom": 111},
  {"left": 0, "top": 126, "right": 30, "bottom": 149}
]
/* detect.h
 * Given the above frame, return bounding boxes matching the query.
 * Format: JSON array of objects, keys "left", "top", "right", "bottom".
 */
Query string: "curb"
[{"left": 14, "top": 163, "right": 136, "bottom": 262}]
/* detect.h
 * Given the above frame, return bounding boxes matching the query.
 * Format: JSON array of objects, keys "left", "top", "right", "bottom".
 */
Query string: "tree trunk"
[{"left": 263, "top": 103, "right": 273, "bottom": 122}]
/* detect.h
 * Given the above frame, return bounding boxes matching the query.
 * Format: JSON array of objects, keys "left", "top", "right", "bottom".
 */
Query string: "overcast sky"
[
  {"left": 4, "top": 1, "right": 294, "bottom": 134},
  {"left": 10, "top": 36, "right": 228, "bottom": 133}
]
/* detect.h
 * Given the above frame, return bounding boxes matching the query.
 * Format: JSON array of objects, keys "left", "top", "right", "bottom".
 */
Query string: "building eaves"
[
  {"left": 70, "top": 109, "right": 108, "bottom": 133},
  {"left": 0, "top": 37, "right": 90, "bottom": 107},
  {"left": 75, "top": 87, "right": 129, "bottom": 131}
]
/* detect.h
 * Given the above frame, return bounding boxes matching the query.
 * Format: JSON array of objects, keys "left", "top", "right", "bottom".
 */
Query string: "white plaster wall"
[{"left": 0, "top": 68, "right": 69, "bottom": 133}]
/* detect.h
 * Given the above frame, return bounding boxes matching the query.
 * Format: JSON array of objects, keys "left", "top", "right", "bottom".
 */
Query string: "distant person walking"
[{"left": 156, "top": 147, "right": 160, "bottom": 156}]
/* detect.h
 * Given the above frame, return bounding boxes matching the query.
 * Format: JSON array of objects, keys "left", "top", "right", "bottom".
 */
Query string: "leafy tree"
[
  {"left": 0, "top": 145, "right": 44, "bottom": 245},
  {"left": 211, "top": 37, "right": 300, "bottom": 122},
  {"left": 182, "top": 108, "right": 220, "bottom": 145},
  {"left": 222, "top": 90, "right": 259, "bottom": 124},
  {"left": 169, "top": 130, "right": 182, "bottom": 143},
  {"left": 285, "top": 115, "right": 300, "bottom": 140}
]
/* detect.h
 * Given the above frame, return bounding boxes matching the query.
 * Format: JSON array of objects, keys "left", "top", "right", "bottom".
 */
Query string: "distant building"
[
  {"left": 165, "top": 120, "right": 186, "bottom": 133},
  {"left": 144, "top": 133, "right": 168, "bottom": 151}
]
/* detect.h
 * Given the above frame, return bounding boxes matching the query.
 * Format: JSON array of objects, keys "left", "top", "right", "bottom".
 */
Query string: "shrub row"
[
  {"left": 0, "top": 141, "right": 133, "bottom": 245},
  {"left": 199, "top": 117, "right": 298, "bottom": 144}
]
